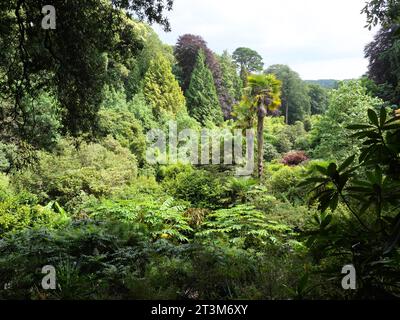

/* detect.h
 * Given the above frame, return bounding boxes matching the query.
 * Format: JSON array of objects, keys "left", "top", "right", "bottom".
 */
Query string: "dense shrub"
[
  {"left": 157, "top": 163, "right": 194, "bottom": 182},
  {"left": 275, "top": 132, "right": 293, "bottom": 154},
  {"left": 263, "top": 142, "right": 280, "bottom": 162},
  {"left": 128, "top": 93, "right": 158, "bottom": 132},
  {"left": 0, "top": 173, "right": 11, "bottom": 201},
  {"left": 0, "top": 221, "right": 315, "bottom": 300},
  {"left": 311, "top": 80, "right": 383, "bottom": 161},
  {"left": 264, "top": 118, "right": 311, "bottom": 155},
  {"left": 84, "top": 197, "right": 192, "bottom": 242},
  {"left": 163, "top": 169, "right": 228, "bottom": 209},
  {"left": 198, "top": 205, "right": 294, "bottom": 249},
  {"left": 13, "top": 138, "right": 138, "bottom": 206},
  {"left": 0, "top": 193, "right": 69, "bottom": 237},
  {"left": 98, "top": 109, "right": 146, "bottom": 165},
  {"left": 265, "top": 164, "right": 307, "bottom": 202}
]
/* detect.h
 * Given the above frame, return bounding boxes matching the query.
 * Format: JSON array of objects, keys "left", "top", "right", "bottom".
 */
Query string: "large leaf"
[
  {"left": 338, "top": 155, "right": 355, "bottom": 173},
  {"left": 368, "top": 109, "right": 379, "bottom": 127}
]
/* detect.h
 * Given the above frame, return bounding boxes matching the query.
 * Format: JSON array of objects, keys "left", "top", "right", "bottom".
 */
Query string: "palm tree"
[{"left": 237, "top": 74, "right": 282, "bottom": 177}]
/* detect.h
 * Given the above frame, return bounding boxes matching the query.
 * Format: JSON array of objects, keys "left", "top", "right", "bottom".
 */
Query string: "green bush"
[
  {"left": 0, "top": 173, "right": 11, "bottom": 201},
  {"left": 198, "top": 205, "right": 294, "bottom": 249},
  {"left": 98, "top": 109, "right": 146, "bottom": 165},
  {"left": 275, "top": 132, "right": 293, "bottom": 153},
  {"left": 0, "top": 221, "right": 313, "bottom": 300},
  {"left": 82, "top": 195, "right": 192, "bottom": 242},
  {"left": 263, "top": 142, "right": 280, "bottom": 162},
  {"left": 163, "top": 169, "right": 228, "bottom": 209},
  {"left": 157, "top": 163, "right": 194, "bottom": 182},
  {"left": 13, "top": 138, "right": 138, "bottom": 206},
  {"left": 0, "top": 193, "right": 69, "bottom": 237},
  {"left": 128, "top": 93, "right": 158, "bottom": 131},
  {"left": 265, "top": 164, "right": 307, "bottom": 202}
]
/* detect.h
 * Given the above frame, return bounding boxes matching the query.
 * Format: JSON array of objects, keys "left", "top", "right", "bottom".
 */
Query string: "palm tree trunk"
[{"left": 257, "top": 114, "right": 264, "bottom": 178}]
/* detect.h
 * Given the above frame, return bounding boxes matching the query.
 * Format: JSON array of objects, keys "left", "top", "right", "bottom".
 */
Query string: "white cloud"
[{"left": 154, "top": 0, "right": 378, "bottom": 80}]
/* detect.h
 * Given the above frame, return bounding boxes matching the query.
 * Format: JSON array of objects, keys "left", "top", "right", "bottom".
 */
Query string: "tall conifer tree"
[
  {"left": 186, "top": 51, "right": 223, "bottom": 125},
  {"left": 143, "top": 54, "right": 186, "bottom": 121}
]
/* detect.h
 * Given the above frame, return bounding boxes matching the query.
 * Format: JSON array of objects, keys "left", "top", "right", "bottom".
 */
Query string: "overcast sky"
[{"left": 154, "top": 0, "right": 378, "bottom": 80}]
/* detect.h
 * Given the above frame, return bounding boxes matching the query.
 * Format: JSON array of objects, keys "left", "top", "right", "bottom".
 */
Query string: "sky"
[{"left": 153, "top": 0, "right": 379, "bottom": 80}]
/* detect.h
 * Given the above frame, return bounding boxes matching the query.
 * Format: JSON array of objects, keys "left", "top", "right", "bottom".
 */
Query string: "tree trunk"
[
  {"left": 257, "top": 114, "right": 264, "bottom": 178},
  {"left": 285, "top": 100, "right": 289, "bottom": 124}
]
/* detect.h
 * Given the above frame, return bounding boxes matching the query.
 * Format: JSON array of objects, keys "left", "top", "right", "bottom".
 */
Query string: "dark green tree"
[
  {"left": 0, "top": 0, "right": 173, "bottom": 139},
  {"left": 217, "top": 51, "right": 243, "bottom": 116},
  {"left": 174, "top": 34, "right": 231, "bottom": 119},
  {"left": 232, "top": 47, "right": 264, "bottom": 86},
  {"left": 185, "top": 50, "right": 223, "bottom": 125},
  {"left": 308, "top": 84, "right": 328, "bottom": 115},
  {"left": 365, "top": 26, "right": 400, "bottom": 106},
  {"left": 362, "top": 0, "right": 400, "bottom": 29},
  {"left": 265, "top": 65, "right": 311, "bottom": 124}
]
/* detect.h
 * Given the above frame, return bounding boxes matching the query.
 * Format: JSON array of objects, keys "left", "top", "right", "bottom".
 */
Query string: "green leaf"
[
  {"left": 338, "top": 155, "right": 355, "bottom": 173},
  {"left": 359, "top": 145, "right": 376, "bottom": 163},
  {"left": 347, "top": 124, "right": 374, "bottom": 130},
  {"left": 365, "top": 131, "right": 381, "bottom": 139},
  {"left": 379, "top": 107, "right": 387, "bottom": 127},
  {"left": 351, "top": 130, "right": 377, "bottom": 139},
  {"left": 297, "top": 177, "right": 327, "bottom": 188},
  {"left": 383, "top": 217, "right": 400, "bottom": 255},
  {"left": 315, "top": 165, "right": 328, "bottom": 175},
  {"left": 368, "top": 109, "right": 379, "bottom": 126},
  {"left": 348, "top": 186, "right": 372, "bottom": 193},
  {"left": 384, "top": 115, "right": 400, "bottom": 125},
  {"left": 329, "top": 194, "right": 339, "bottom": 212},
  {"left": 383, "top": 123, "right": 400, "bottom": 130},
  {"left": 298, "top": 273, "right": 309, "bottom": 293},
  {"left": 327, "top": 163, "right": 337, "bottom": 177}
]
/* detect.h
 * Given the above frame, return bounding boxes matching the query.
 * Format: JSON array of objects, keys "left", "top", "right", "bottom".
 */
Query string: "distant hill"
[{"left": 305, "top": 79, "right": 339, "bottom": 89}]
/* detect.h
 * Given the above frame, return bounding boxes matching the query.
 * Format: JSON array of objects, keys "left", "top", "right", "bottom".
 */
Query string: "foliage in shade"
[
  {"left": 0, "top": 1, "right": 172, "bottom": 137},
  {"left": 365, "top": 26, "right": 400, "bottom": 105},
  {"left": 300, "top": 106, "right": 400, "bottom": 298}
]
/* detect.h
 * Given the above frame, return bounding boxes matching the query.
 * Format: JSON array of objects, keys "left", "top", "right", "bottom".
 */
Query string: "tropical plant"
[
  {"left": 300, "top": 107, "right": 400, "bottom": 298},
  {"left": 237, "top": 74, "right": 282, "bottom": 177}
]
